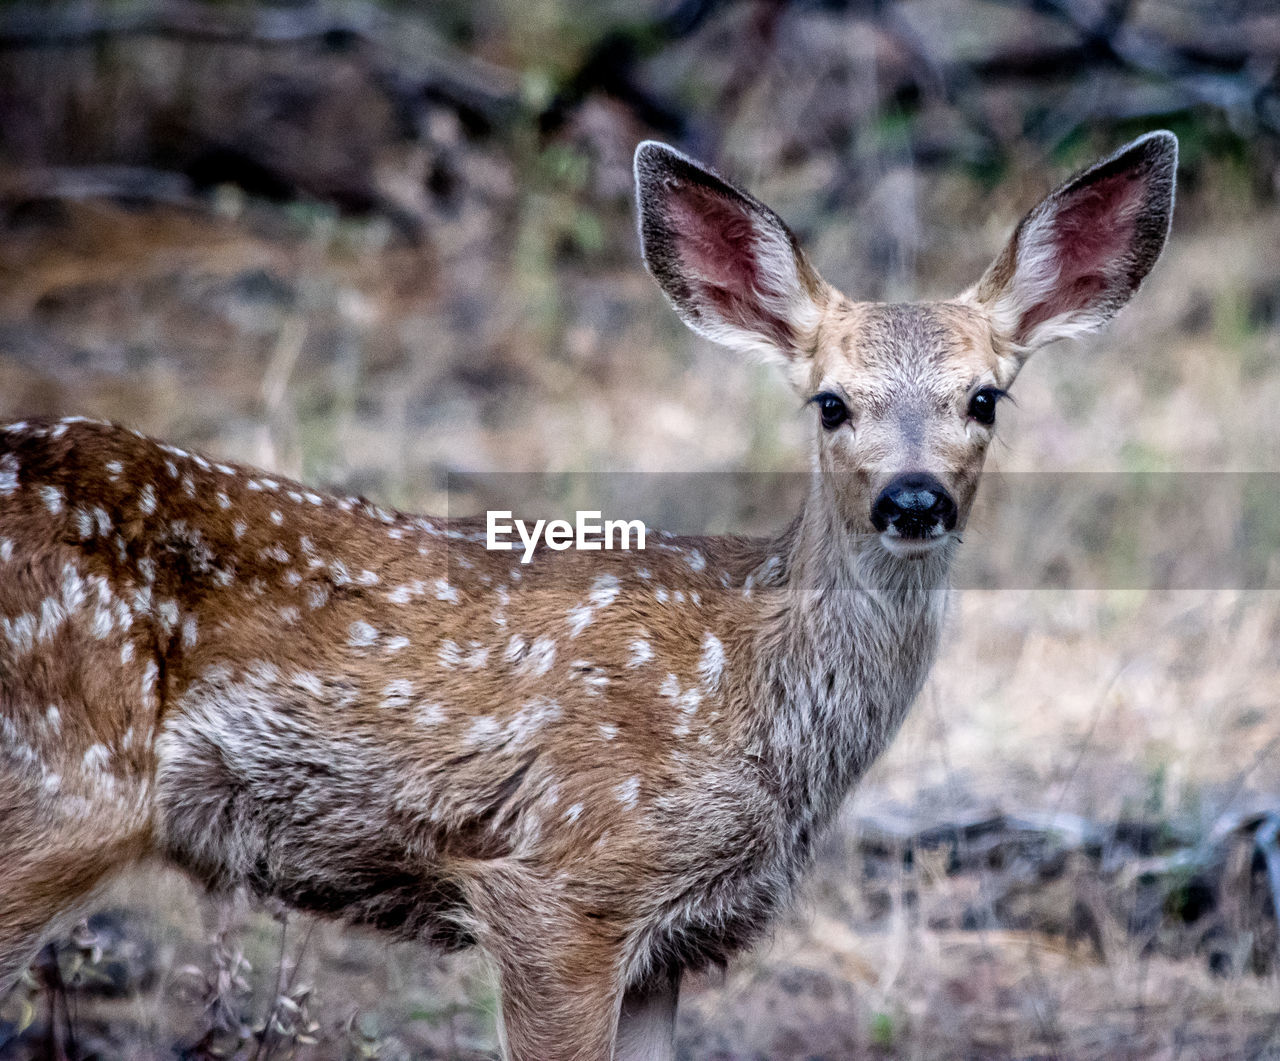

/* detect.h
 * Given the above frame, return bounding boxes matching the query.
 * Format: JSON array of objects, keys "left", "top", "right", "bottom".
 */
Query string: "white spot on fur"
[
  {"left": 598, "top": 722, "right": 619, "bottom": 741},
  {"left": 381, "top": 678, "right": 415, "bottom": 709},
  {"left": 504, "top": 696, "right": 562, "bottom": 744},
  {"left": 520, "top": 637, "right": 556, "bottom": 677},
  {"left": 434, "top": 579, "right": 460, "bottom": 604},
  {"left": 82, "top": 743, "right": 110, "bottom": 774},
  {"left": 416, "top": 701, "right": 445, "bottom": 726},
  {"left": 291, "top": 671, "right": 324, "bottom": 697},
  {"left": 384, "top": 635, "right": 409, "bottom": 654},
  {"left": 138, "top": 484, "right": 156, "bottom": 515},
  {"left": 627, "top": 639, "right": 653, "bottom": 668},
  {"left": 614, "top": 776, "right": 641, "bottom": 809},
  {"left": 0, "top": 454, "right": 20, "bottom": 495},
  {"left": 0, "top": 538, "right": 12, "bottom": 563},
  {"left": 157, "top": 599, "right": 179, "bottom": 633},
  {"left": 270, "top": 510, "right": 284, "bottom": 525},
  {"left": 566, "top": 603, "right": 595, "bottom": 636},
  {"left": 588, "top": 574, "right": 620, "bottom": 607},
  {"left": 564, "top": 803, "right": 584, "bottom": 824},
  {"left": 217, "top": 491, "right": 231, "bottom": 510},
  {"left": 439, "top": 639, "right": 488, "bottom": 669},
  {"left": 464, "top": 715, "right": 501, "bottom": 746},
  {"left": 660, "top": 673, "right": 702, "bottom": 736},
  {"left": 348, "top": 620, "right": 378, "bottom": 648},
  {"left": 388, "top": 581, "right": 425, "bottom": 605},
  {"left": 698, "top": 632, "right": 726, "bottom": 691},
  {"left": 438, "top": 639, "right": 463, "bottom": 669},
  {"left": 42, "top": 485, "right": 64, "bottom": 514},
  {"left": 260, "top": 543, "right": 289, "bottom": 564},
  {"left": 91, "top": 600, "right": 114, "bottom": 640},
  {"left": 566, "top": 574, "right": 621, "bottom": 637}
]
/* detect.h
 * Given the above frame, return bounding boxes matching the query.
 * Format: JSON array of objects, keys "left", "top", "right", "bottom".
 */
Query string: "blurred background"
[{"left": 2, "top": 0, "right": 1280, "bottom": 1057}]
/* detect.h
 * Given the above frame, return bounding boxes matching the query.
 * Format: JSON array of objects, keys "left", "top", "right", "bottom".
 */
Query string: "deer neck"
[{"left": 748, "top": 474, "right": 954, "bottom": 830}]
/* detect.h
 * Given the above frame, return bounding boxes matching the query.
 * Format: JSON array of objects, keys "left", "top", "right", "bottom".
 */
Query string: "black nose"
[{"left": 871, "top": 473, "right": 958, "bottom": 538}]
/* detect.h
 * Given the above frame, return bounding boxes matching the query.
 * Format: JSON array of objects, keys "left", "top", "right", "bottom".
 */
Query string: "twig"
[
  {"left": 249, "top": 912, "right": 291, "bottom": 1061},
  {"left": 1253, "top": 813, "right": 1280, "bottom": 958}
]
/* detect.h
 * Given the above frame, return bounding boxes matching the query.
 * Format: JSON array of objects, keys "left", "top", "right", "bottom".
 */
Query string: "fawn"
[{"left": 0, "top": 132, "right": 1176, "bottom": 1059}]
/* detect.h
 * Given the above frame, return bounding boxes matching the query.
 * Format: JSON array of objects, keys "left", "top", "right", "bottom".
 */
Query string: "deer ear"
[
  {"left": 968, "top": 131, "right": 1177, "bottom": 355},
  {"left": 635, "top": 141, "right": 828, "bottom": 365}
]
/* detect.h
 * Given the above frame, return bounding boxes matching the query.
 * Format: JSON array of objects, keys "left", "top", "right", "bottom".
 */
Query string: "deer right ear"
[{"left": 635, "top": 141, "right": 829, "bottom": 366}]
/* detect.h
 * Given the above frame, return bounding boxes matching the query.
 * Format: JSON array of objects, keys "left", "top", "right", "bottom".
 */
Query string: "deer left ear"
[{"left": 967, "top": 131, "right": 1178, "bottom": 355}]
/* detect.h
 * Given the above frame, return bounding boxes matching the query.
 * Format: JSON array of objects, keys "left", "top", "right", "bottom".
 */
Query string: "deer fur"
[{"left": 0, "top": 133, "right": 1177, "bottom": 1059}]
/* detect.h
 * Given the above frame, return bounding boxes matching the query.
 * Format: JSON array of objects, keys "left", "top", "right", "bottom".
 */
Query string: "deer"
[{"left": 0, "top": 131, "right": 1176, "bottom": 1059}]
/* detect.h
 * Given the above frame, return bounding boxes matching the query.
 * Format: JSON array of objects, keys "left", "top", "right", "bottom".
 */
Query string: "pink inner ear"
[
  {"left": 1019, "top": 170, "right": 1147, "bottom": 335},
  {"left": 665, "top": 184, "right": 792, "bottom": 347}
]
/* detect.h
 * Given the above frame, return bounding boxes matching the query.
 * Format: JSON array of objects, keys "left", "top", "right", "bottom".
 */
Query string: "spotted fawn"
[{"left": 0, "top": 132, "right": 1176, "bottom": 1060}]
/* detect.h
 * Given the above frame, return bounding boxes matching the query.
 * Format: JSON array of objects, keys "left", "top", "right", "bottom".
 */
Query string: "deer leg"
[
  {"left": 615, "top": 968, "right": 679, "bottom": 1061},
  {"left": 488, "top": 937, "right": 623, "bottom": 1061},
  {"left": 465, "top": 875, "right": 627, "bottom": 1061},
  {"left": 0, "top": 779, "right": 145, "bottom": 998}
]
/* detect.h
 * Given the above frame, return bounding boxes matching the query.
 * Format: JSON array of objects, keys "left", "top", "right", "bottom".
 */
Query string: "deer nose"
[{"left": 871, "top": 473, "right": 958, "bottom": 538}]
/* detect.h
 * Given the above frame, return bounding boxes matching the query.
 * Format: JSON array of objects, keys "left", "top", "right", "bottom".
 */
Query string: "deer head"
[{"left": 635, "top": 133, "right": 1177, "bottom": 558}]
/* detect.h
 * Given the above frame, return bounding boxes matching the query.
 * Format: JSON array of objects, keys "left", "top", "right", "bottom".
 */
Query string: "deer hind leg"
[
  {"left": 0, "top": 771, "right": 148, "bottom": 998},
  {"left": 615, "top": 968, "right": 680, "bottom": 1061}
]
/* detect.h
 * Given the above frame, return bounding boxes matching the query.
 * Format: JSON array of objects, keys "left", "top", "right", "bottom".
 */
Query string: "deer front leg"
[
  {"left": 616, "top": 968, "right": 679, "bottom": 1061},
  {"left": 468, "top": 876, "right": 628, "bottom": 1061},
  {"left": 488, "top": 931, "right": 624, "bottom": 1061}
]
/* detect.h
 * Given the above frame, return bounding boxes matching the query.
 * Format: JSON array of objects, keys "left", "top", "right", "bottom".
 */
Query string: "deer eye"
[
  {"left": 967, "top": 387, "right": 1005, "bottom": 426},
  {"left": 812, "top": 392, "right": 850, "bottom": 431}
]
